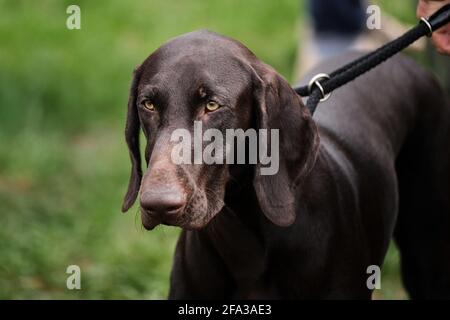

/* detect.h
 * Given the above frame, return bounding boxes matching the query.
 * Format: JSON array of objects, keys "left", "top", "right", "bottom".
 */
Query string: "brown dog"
[{"left": 122, "top": 30, "right": 450, "bottom": 299}]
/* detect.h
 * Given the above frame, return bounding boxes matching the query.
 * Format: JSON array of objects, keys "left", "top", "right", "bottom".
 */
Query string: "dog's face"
[
  {"left": 122, "top": 30, "right": 319, "bottom": 230},
  {"left": 132, "top": 32, "right": 255, "bottom": 230}
]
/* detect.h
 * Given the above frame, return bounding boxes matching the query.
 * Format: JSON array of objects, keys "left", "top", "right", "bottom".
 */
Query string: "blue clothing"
[{"left": 309, "top": 0, "right": 366, "bottom": 34}]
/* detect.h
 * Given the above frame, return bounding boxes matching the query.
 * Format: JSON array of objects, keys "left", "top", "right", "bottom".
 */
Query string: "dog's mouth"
[
  {"left": 140, "top": 210, "right": 180, "bottom": 230},
  {"left": 140, "top": 211, "right": 161, "bottom": 230},
  {"left": 140, "top": 195, "right": 225, "bottom": 231}
]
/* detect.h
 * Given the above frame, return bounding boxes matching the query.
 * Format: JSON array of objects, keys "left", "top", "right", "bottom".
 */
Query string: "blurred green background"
[{"left": 0, "top": 0, "right": 430, "bottom": 299}]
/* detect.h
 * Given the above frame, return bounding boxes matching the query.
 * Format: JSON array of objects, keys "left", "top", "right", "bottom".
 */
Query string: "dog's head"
[{"left": 122, "top": 30, "right": 319, "bottom": 230}]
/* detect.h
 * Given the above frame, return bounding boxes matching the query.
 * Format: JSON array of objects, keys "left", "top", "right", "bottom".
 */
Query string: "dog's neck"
[{"left": 203, "top": 175, "right": 265, "bottom": 291}]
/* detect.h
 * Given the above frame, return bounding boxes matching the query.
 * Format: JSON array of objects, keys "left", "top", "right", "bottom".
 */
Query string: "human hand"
[{"left": 417, "top": 0, "right": 450, "bottom": 55}]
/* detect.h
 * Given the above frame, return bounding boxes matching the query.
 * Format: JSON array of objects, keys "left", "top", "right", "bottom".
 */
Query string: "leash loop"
[{"left": 308, "top": 73, "right": 331, "bottom": 102}]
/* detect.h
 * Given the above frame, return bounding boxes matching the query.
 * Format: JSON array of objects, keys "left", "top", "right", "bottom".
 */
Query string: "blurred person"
[
  {"left": 297, "top": 0, "right": 449, "bottom": 78},
  {"left": 305, "top": 0, "right": 367, "bottom": 66}
]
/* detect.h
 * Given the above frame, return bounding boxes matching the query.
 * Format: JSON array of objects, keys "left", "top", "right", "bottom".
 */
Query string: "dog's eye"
[
  {"left": 205, "top": 101, "right": 220, "bottom": 112},
  {"left": 143, "top": 100, "right": 155, "bottom": 111}
]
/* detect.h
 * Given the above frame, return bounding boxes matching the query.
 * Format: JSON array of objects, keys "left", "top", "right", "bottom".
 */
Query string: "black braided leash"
[{"left": 294, "top": 4, "right": 450, "bottom": 115}]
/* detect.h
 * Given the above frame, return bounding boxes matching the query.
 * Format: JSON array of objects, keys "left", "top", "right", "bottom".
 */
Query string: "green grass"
[
  {"left": 377, "top": 0, "right": 417, "bottom": 25},
  {"left": 0, "top": 0, "right": 418, "bottom": 299}
]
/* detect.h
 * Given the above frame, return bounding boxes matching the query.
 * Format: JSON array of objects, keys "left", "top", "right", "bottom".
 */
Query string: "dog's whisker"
[{"left": 133, "top": 206, "right": 147, "bottom": 233}]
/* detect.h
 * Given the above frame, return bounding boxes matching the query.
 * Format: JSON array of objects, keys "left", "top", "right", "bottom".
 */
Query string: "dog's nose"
[{"left": 140, "top": 187, "right": 186, "bottom": 216}]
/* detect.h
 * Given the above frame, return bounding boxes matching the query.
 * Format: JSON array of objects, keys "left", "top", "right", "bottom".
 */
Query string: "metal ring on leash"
[
  {"left": 420, "top": 17, "right": 433, "bottom": 37},
  {"left": 308, "top": 73, "right": 331, "bottom": 102}
]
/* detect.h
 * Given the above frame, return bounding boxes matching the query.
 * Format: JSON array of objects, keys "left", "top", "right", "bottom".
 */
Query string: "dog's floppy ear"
[
  {"left": 122, "top": 66, "right": 143, "bottom": 212},
  {"left": 251, "top": 63, "right": 319, "bottom": 226}
]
